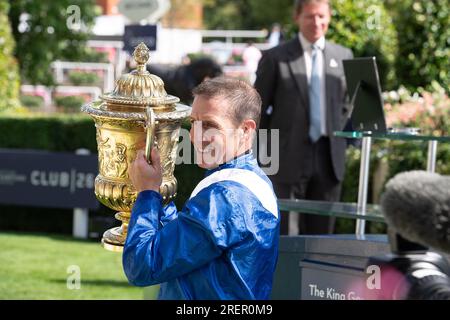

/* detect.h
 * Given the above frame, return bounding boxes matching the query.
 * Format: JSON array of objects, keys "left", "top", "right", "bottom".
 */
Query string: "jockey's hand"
[{"left": 129, "top": 147, "right": 162, "bottom": 193}]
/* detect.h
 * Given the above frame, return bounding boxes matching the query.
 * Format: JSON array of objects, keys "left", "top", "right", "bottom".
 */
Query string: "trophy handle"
[{"left": 145, "top": 107, "right": 156, "bottom": 164}]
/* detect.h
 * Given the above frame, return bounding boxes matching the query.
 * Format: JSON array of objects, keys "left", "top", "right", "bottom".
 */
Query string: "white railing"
[
  {"left": 200, "top": 29, "right": 270, "bottom": 64},
  {"left": 201, "top": 29, "right": 267, "bottom": 39},
  {"left": 51, "top": 61, "right": 115, "bottom": 92},
  {"left": 86, "top": 40, "right": 128, "bottom": 78},
  {"left": 54, "top": 86, "right": 102, "bottom": 100}
]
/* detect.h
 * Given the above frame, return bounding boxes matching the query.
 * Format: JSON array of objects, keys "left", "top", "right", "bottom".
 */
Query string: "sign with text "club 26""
[{"left": 0, "top": 149, "right": 99, "bottom": 209}]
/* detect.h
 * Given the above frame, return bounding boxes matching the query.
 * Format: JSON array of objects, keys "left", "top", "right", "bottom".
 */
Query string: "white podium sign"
[{"left": 118, "top": 0, "right": 170, "bottom": 23}]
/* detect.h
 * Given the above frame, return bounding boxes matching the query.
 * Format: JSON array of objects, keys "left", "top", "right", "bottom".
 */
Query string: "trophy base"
[
  {"left": 102, "top": 238, "right": 124, "bottom": 252},
  {"left": 102, "top": 213, "right": 128, "bottom": 252}
]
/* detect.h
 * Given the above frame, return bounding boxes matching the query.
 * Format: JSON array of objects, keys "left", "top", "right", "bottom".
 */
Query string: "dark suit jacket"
[{"left": 254, "top": 37, "right": 353, "bottom": 184}]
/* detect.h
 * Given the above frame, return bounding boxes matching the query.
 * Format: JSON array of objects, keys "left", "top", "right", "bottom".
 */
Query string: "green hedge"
[{"left": 0, "top": 113, "right": 97, "bottom": 151}]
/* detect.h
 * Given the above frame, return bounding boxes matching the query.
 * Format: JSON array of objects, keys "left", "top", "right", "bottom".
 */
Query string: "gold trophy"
[{"left": 82, "top": 43, "right": 191, "bottom": 252}]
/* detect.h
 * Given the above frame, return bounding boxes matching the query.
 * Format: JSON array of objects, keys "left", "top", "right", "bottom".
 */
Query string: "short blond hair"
[{"left": 294, "top": 0, "right": 330, "bottom": 14}]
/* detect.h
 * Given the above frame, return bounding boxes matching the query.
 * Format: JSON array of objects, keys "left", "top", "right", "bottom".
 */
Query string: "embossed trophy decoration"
[{"left": 82, "top": 43, "right": 191, "bottom": 252}]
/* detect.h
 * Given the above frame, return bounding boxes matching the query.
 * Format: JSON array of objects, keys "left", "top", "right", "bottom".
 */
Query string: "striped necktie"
[{"left": 309, "top": 44, "right": 322, "bottom": 143}]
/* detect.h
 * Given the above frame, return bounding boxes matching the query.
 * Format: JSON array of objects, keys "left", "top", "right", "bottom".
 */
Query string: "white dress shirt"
[{"left": 299, "top": 33, "right": 327, "bottom": 137}]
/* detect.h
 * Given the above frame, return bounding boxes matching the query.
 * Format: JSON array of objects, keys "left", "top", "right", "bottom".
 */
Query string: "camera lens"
[{"left": 407, "top": 273, "right": 450, "bottom": 300}]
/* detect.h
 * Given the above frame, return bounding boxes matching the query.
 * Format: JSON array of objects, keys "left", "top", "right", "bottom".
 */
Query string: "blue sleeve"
[
  {"left": 122, "top": 184, "right": 244, "bottom": 287},
  {"left": 160, "top": 201, "right": 178, "bottom": 227}
]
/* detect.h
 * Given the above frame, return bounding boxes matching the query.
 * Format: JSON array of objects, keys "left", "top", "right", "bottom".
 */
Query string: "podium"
[
  {"left": 335, "top": 130, "right": 450, "bottom": 235},
  {"left": 271, "top": 130, "right": 450, "bottom": 300},
  {"left": 271, "top": 200, "right": 389, "bottom": 300},
  {"left": 141, "top": 130, "right": 450, "bottom": 300}
]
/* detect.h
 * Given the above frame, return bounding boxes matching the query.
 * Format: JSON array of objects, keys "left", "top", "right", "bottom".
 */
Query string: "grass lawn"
[{"left": 0, "top": 232, "right": 159, "bottom": 299}]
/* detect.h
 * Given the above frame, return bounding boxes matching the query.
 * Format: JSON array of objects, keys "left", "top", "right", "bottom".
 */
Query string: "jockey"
[{"left": 123, "top": 77, "right": 280, "bottom": 299}]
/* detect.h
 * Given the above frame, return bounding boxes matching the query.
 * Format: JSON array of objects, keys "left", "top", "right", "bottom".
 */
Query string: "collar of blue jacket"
[{"left": 205, "top": 150, "right": 254, "bottom": 177}]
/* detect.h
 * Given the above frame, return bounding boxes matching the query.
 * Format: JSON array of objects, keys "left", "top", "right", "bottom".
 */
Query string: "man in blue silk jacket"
[{"left": 123, "top": 77, "right": 280, "bottom": 300}]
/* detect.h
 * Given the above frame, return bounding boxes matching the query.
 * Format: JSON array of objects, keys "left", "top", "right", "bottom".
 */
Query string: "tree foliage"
[
  {"left": 385, "top": 0, "right": 450, "bottom": 94},
  {"left": 246, "top": 0, "right": 293, "bottom": 29},
  {"left": 326, "top": 0, "right": 398, "bottom": 90},
  {"left": 0, "top": 0, "right": 20, "bottom": 112},
  {"left": 203, "top": 0, "right": 250, "bottom": 30},
  {"left": 202, "top": 0, "right": 292, "bottom": 31},
  {"left": 8, "top": 0, "right": 100, "bottom": 86}
]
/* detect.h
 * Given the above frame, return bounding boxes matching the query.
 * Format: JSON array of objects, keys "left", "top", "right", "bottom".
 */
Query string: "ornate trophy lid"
[{"left": 100, "top": 42, "right": 180, "bottom": 106}]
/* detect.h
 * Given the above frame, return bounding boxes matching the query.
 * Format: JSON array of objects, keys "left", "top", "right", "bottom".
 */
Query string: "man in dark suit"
[{"left": 254, "top": 0, "right": 353, "bottom": 235}]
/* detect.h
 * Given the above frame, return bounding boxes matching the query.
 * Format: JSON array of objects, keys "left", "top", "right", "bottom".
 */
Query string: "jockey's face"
[{"left": 189, "top": 95, "right": 244, "bottom": 169}]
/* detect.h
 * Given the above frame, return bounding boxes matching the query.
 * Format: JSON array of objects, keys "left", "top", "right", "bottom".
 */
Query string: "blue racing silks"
[{"left": 122, "top": 153, "right": 280, "bottom": 299}]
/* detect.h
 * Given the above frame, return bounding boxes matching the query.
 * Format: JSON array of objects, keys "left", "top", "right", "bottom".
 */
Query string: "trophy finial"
[{"left": 133, "top": 42, "right": 150, "bottom": 72}]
